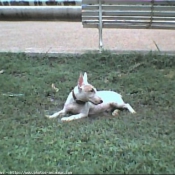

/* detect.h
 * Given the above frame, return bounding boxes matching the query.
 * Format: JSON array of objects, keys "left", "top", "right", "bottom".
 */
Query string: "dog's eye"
[{"left": 90, "top": 89, "right": 94, "bottom": 92}]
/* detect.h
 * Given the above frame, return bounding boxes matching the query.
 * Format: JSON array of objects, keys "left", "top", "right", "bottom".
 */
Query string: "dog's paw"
[
  {"left": 61, "top": 117, "right": 72, "bottom": 122},
  {"left": 112, "top": 109, "right": 119, "bottom": 117},
  {"left": 45, "top": 115, "right": 52, "bottom": 119},
  {"left": 132, "top": 110, "right": 136, "bottom": 114}
]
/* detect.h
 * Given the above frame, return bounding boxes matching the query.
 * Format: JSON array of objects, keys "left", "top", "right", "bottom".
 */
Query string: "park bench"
[{"left": 82, "top": 0, "right": 175, "bottom": 50}]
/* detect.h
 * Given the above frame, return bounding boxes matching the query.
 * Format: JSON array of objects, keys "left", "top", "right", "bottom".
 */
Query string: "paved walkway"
[{"left": 0, "top": 21, "right": 175, "bottom": 54}]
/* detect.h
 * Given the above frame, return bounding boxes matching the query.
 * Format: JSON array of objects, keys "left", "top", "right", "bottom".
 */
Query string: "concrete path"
[{"left": 0, "top": 21, "right": 175, "bottom": 54}]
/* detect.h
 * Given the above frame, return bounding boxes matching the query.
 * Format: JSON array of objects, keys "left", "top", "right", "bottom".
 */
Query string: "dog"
[{"left": 46, "top": 72, "right": 136, "bottom": 122}]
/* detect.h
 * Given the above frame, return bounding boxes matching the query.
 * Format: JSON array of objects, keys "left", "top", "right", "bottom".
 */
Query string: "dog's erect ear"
[
  {"left": 83, "top": 72, "right": 88, "bottom": 84},
  {"left": 78, "top": 72, "right": 84, "bottom": 88}
]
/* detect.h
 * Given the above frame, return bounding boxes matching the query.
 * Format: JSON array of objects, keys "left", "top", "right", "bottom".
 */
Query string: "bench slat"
[
  {"left": 82, "top": 16, "right": 175, "bottom": 21},
  {"left": 82, "top": 11, "right": 175, "bottom": 17},
  {"left": 83, "top": 20, "right": 175, "bottom": 25},
  {"left": 83, "top": 23, "right": 175, "bottom": 30},
  {"left": 82, "top": 5, "right": 175, "bottom": 12},
  {"left": 82, "top": 0, "right": 175, "bottom": 5}
]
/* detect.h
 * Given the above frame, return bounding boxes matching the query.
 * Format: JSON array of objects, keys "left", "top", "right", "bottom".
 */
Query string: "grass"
[{"left": 0, "top": 51, "right": 175, "bottom": 174}]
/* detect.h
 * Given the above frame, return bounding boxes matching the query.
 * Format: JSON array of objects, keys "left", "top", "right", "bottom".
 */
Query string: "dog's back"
[{"left": 97, "top": 91, "right": 124, "bottom": 104}]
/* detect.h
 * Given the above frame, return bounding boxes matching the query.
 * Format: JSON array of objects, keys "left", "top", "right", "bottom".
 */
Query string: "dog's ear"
[
  {"left": 78, "top": 72, "right": 84, "bottom": 88},
  {"left": 83, "top": 72, "right": 88, "bottom": 84}
]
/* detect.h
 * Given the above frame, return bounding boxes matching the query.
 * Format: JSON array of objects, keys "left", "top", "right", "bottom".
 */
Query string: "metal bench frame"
[{"left": 82, "top": 0, "right": 175, "bottom": 50}]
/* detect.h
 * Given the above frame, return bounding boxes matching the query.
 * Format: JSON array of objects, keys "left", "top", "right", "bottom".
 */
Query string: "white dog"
[{"left": 46, "top": 72, "right": 136, "bottom": 122}]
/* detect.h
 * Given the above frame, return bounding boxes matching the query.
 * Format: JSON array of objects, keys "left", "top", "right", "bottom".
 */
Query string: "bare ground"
[{"left": 0, "top": 21, "right": 175, "bottom": 53}]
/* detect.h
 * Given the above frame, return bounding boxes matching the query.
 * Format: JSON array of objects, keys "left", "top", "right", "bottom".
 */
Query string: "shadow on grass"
[{"left": 0, "top": 51, "right": 175, "bottom": 173}]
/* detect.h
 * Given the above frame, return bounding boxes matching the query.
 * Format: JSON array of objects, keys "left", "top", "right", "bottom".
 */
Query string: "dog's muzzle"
[{"left": 90, "top": 99, "right": 103, "bottom": 105}]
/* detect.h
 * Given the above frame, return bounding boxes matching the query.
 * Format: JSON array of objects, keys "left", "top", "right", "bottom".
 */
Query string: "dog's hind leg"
[
  {"left": 124, "top": 103, "right": 136, "bottom": 113},
  {"left": 46, "top": 109, "right": 66, "bottom": 119},
  {"left": 111, "top": 102, "right": 136, "bottom": 114}
]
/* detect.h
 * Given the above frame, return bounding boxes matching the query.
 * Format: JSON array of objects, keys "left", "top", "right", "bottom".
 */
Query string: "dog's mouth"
[{"left": 89, "top": 99, "right": 103, "bottom": 105}]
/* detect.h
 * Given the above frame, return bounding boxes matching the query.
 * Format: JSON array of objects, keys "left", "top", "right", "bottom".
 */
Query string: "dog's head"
[{"left": 76, "top": 72, "right": 103, "bottom": 105}]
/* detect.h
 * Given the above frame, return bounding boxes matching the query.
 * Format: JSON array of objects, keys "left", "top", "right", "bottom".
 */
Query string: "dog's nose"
[{"left": 100, "top": 99, "right": 103, "bottom": 104}]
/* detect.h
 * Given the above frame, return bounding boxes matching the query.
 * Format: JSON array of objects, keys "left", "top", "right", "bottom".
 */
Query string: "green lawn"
[{"left": 0, "top": 51, "right": 175, "bottom": 174}]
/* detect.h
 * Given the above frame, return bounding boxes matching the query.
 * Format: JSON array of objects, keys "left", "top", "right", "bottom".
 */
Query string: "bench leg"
[{"left": 99, "top": 25, "right": 103, "bottom": 51}]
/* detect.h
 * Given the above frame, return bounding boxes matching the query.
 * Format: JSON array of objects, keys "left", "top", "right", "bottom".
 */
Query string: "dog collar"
[{"left": 72, "top": 90, "right": 86, "bottom": 104}]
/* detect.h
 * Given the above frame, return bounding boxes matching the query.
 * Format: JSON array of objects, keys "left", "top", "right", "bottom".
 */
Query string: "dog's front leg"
[
  {"left": 61, "top": 103, "right": 90, "bottom": 122},
  {"left": 45, "top": 108, "right": 66, "bottom": 119},
  {"left": 61, "top": 113, "right": 88, "bottom": 122}
]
